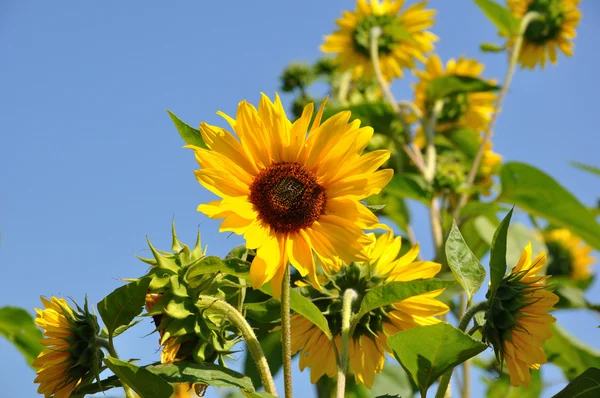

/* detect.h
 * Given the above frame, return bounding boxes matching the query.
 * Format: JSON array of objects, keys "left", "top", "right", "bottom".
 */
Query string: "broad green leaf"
[
  {"left": 445, "top": 127, "right": 481, "bottom": 158},
  {"left": 474, "top": 0, "right": 520, "bottom": 37},
  {"left": 426, "top": 75, "right": 500, "bottom": 101},
  {"left": 97, "top": 278, "right": 151, "bottom": 339},
  {"left": 571, "top": 161, "right": 600, "bottom": 177},
  {"left": 353, "top": 280, "right": 457, "bottom": 328},
  {"left": 388, "top": 323, "right": 487, "bottom": 397},
  {"left": 445, "top": 221, "right": 486, "bottom": 300},
  {"left": 146, "top": 361, "right": 255, "bottom": 391},
  {"left": 385, "top": 173, "right": 433, "bottom": 204},
  {"left": 99, "top": 319, "right": 142, "bottom": 339},
  {"left": 186, "top": 256, "right": 251, "bottom": 288},
  {"left": 0, "top": 306, "right": 43, "bottom": 367},
  {"left": 72, "top": 375, "right": 122, "bottom": 396},
  {"left": 244, "top": 299, "right": 281, "bottom": 323},
  {"left": 244, "top": 331, "right": 282, "bottom": 389},
  {"left": 485, "top": 369, "right": 541, "bottom": 398},
  {"left": 167, "top": 110, "right": 208, "bottom": 149},
  {"left": 104, "top": 356, "right": 173, "bottom": 398},
  {"left": 554, "top": 284, "right": 589, "bottom": 309},
  {"left": 552, "top": 367, "right": 600, "bottom": 398},
  {"left": 544, "top": 324, "right": 600, "bottom": 381},
  {"left": 488, "top": 208, "right": 513, "bottom": 298},
  {"left": 480, "top": 42, "right": 506, "bottom": 52},
  {"left": 499, "top": 162, "right": 600, "bottom": 250}
]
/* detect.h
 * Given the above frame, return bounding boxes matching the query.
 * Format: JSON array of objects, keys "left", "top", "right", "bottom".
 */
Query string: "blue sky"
[{"left": 1, "top": 1, "right": 598, "bottom": 397}]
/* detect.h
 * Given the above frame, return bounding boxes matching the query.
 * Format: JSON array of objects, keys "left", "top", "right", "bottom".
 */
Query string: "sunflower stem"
[
  {"left": 196, "top": 295, "right": 278, "bottom": 396},
  {"left": 336, "top": 289, "right": 358, "bottom": 398},
  {"left": 424, "top": 99, "right": 443, "bottom": 182},
  {"left": 282, "top": 263, "right": 293, "bottom": 398},
  {"left": 100, "top": 338, "right": 136, "bottom": 398},
  {"left": 452, "top": 11, "right": 542, "bottom": 221}
]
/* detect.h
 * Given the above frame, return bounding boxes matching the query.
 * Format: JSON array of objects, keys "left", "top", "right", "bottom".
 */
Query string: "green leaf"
[
  {"left": 0, "top": 306, "right": 43, "bottom": 367},
  {"left": 480, "top": 42, "right": 506, "bottom": 52},
  {"left": 571, "top": 161, "right": 600, "bottom": 177},
  {"left": 167, "top": 110, "right": 208, "bottom": 149},
  {"left": 244, "top": 299, "right": 281, "bottom": 323},
  {"left": 552, "top": 367, "right": 600, "bottom": 398},
  {"left": 146, "top": 361, "right": 255, "bottom": 391},
  {"left": 388, "top": 322, "right": 487, "bottom": 397},
  {"left": 186, "top": 256, "right": 251, "bottom": 288},
  {"left": 445, "top": 221, "right": 486, "bottom": 300},
  {"left": 383, "top": 24, "right": 413, "bottom": 41},
  {"left": 97, "top": 278, "right": 151, "bottom": 339},
  {"left": 244, "top": 331, "right": 282, "bottom": 389},
  {"left": 488, "top": 208, "right": 513, "bottom": 298},
  {"left": 499, "top": 162, "right": 600, "bottom": 250},
  {"left": 426, "top": 75, "right": 500, "bottom": 101},
  {"left": 99, "top": 319, "right": 142, "bottom": 339},
  {"left": 385, "top": 173, "right": 434, "bottom": 204},
  {"left": 474, "top": 0, "right": 521, "bottom": 37},
  {"left": 353, "top": 279, "right": 457, "bottom": 328},
  {"left": 485, "top": 369, "right": 541, "bottom": 398},
  {"left": 104, "top": 356, "right": 173, "bottom": 398},
  {"left": 544, "top": 324, "right": 600, "bottom": 381}
]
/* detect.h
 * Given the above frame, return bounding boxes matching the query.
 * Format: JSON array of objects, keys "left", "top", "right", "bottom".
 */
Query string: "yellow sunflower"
[
  {"left": 290, "top": 231, "right": 449, "bottom": 387},
  {"left": 321, "top": 0, "right": 437, "bottom": 82},
  {"left": 413, "top": 55, "right": 497, "bottom": 134},
  {"left": 33, "top": 297, "right": 102, "bottom": 398},
  {"left": 507, "top": 0, "right": 581, "bottom": 69},
  {"left": 544, "top": 229, "right": 594, "bottom": 281},
  {"left": 190, "top": 94, "right": 393, "bottom": 297},
  {"left": 476, "top": 140, "right": 503, "bottom": 194},
  {"left": 482, "top": 243, "right": 559, "bottom": 387}
]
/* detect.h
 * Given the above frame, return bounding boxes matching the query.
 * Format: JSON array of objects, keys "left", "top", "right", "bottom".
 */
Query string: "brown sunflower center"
[{"left": 249, "top": 162, "right": 326, "bottom": 233}]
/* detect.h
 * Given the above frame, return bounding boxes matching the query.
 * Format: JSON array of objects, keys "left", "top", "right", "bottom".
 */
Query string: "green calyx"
[
  {"left": 524, "top": 0, "right": 565, "bottom": 44},
  {"left": 435, "top": 92, "right": 469, "bottom": 124},
  {"left": 545, "top": 240, "right": 574, "bottom": 277},
  {"left": 353, "top": 14, "right": 402, "bottom": 57},
  {"left": 434, "top": 150, "right": 467, "bottom": 193}
]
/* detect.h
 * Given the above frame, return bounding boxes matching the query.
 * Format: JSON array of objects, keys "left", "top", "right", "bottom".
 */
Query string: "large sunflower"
[
  {"left": 482, "top": 243, "right": 559, "bottom": 387},
  {"left": 544, "top": 228, "right": 594, "bottom": 281},
  {"left": 191, "top": 94, "right": 393, "bottom": 297},
  {"left": 290, "top": 231, "right": 448, "bottom": 387},
  {"left": 321, "top": 0, "right": 437, "bottom": 82},
  {"left": 507, "top": 0, "right": 581, "bottom": 69}
]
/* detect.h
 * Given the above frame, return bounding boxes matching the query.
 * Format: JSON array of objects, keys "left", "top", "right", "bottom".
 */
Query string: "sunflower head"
[
  {"left": 544, "top": 229, "right": 594, "bottom": 281},
  {"left": 34, "top": 296, "right": 103, "bottom": 398},
  {"left": 291, "top": 231, "right": 448, "bottom": 387},
  {"left": 482, "top": 243, "right": 559, "bottom": 387}
]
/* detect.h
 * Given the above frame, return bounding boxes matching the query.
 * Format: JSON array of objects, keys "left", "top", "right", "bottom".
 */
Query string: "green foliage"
[
  {"left": 426, "top": 75, "right": 500, "bottom": 101},
  {"left": 104, "top": 356, "right": 173, "bottom": 398},
  {"left": 488, "top": 208, "right": 513, "bottom": 298},
  {"left": 480, "top": 42, "right": 506, "bottom": 52},
  {"left": 167, "top": 110, "right": 208, "bottom": 149},
  {"left": 385, "top": 173, "right": 434, "bottom": 204},
  {"left": 499, "top": 162, "right": 600, "bottom": 250},
  {"left": 0, "top": 306, "right": 43, "bottom": 367},
  {"left": 445, "top": 221, "right": 486, "bottom": 300},
  {"left": 186, "top": 256, "right": 251, "bottom": 287},
  {"left": 552, "top": 367, "right": 600, "bottom": 398},
  {"left": 544, "top": 324, "right": 600, "bottom": 381},
  {"left": 474, "top": 0, "right": 521, "bottom": 37},
  {"left": 571, "top": 161, "right": 600, "bottom": 177},
  {"left": 485, "top": 369, "right": 541, "bottom": 397},
  {"left": 388, "top": 322, "right": 487, "bottom": 397}
]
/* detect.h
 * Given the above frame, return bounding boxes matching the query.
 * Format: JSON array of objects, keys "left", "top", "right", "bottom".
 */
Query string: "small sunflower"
[
  {"left": 291, "top": 231, "right": 448, "bottom": 387},
  {"left": 413, "top": 55, "right": 497, "bottom": 134},
  {"left": 191, "top": 94, "right": 393, "bottom": 297},
  {"left": 508, "top": 0, "right": 581, "bottom": 69},
  {"left": 482, "top": 243, "right": 559, "bottom": 387},
  {"left": 33, "top": 296, "right": 103, "bottom": 398},
  {"left": 321, "top": 0, "right": 437, "bottom": 82},
  {"left": 475, "top": 140, "right": 503, "bottom": 195},
  {"left": 544, "top": 229, "right": 594, "bottom": 281}
]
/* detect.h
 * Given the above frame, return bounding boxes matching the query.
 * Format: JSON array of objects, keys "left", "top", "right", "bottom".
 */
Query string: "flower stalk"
[
  {"left": 336, "top": 289, "right": 358, "bottom": 398},
  {"left": 282, "top": 263, "right": 293, "bottom": 398}
]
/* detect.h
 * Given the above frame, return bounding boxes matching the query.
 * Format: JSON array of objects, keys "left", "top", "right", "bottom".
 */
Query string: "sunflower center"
[
  {"left": 249, "top": 162, "right": 326, "bottom": 233},
  {"left": 436, "top": 92, "right": 469, "bottom": 124},
  {"left": 524, "top": 0, "right": 565, "bottom": 44},
  {"left": 353, "top": 14, "right": 400, "bottom": 57},
  {"left": 545, "top": 240, "right": 574, "bottom": 277}
]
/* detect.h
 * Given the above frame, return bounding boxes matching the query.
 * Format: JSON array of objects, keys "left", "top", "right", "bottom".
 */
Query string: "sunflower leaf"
[
  {"left": 185, "top": 256, "right": 251, "bottom": 288},
  {"left": 104, "top": 356, "right": 173, "bottom": 398},
  {"left": 488, "top": 208, "right": 513, "bottom": 298},
  {"left": 474, "top": 0, "right": 520, "bottom": 37},
  {"left": 544, "top": 324, "right": 600, "bottom": 381},
  {"left": 571, "top": 161, "right": 600, "bottom": 177},
  {"left": 97, "top": 278, "right": 151, "bottom": 339},
  {"left": 445, "top": 220, "right": 486, "bottom": 301},
  {"left": 552, "top": 367, "right": 600, "bottom": 398},
  {"left": 426, "top": 75, "right": 500, "bottom": 102},
  {"left": 385, "top": 173, "right": 434, "bottom": 204},
  {"left": 388, "top": 322, "right": 487, "bottom": 397},
  {"left": 167, "top": 110, "right": 208, "bottom": 149},
  {"left": 0, "top": 306, "right": 43, "bottom": 367},
  {"left": 485, "top": 368, "right": 542, "bottom": 397},
  {"left": 498, "top": 162, "right": 600, "bottom": 250}
]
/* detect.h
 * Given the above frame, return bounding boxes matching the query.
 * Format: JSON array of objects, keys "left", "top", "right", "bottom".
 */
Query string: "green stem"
[
  {"left": 101, "top": 337, "right": 136, "bottom": 398},
  {"left": 424, "top": 100, "right": 443, "bottom": 182},
  {"left": 336, "top": 289, "right": 358, "bottom": 398},
  {"left": 196, "top": 295, "right": 278, "bottom": 396},
  {"left": 282, "top": 263, "right": 293, "bottom": 398}
]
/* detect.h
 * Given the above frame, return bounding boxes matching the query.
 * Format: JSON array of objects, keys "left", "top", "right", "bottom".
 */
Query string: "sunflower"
[
  {"left": 190, "top": 94, "right": 393, "bottom": 297},
  {"left": 290, "top": 231, "right": 449, "bottom": 387},
  {"left": 33, "top": 297, "right": 102, "bottom": 398},
  {"left": 321, "top": 0, "right": 437, "bottom": 82},
  {"left": 544, "top": 229, "right": 594, "bottom": 281},
  {"left": 507, "top": 0, "right": 581, "bottom": 69},
  {"left": 482, "top": 243, "right": 559, "bottom": 387}
]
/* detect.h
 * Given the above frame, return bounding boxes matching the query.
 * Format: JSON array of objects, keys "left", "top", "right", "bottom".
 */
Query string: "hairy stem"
[
  {"left": 429, "top": 197, "right": 444, "bottom": 260},
  {"left": 336, "top": 289, "right": 358, "bottom": 398},
  {"left": 282, "top": 263, "right": 293, "bottom": 398},
  {"left": 101, "top": 337, "right": 136, "bottom": 398}
]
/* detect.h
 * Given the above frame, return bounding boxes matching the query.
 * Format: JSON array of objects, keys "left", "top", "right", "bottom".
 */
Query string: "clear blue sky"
[{"left": 1, "top": 1, "right": 598, "bottom": 397}]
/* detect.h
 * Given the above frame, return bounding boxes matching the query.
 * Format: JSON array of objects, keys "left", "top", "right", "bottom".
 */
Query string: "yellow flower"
[
  {"left": 482, "top": 244, "right": 559, "bottom": 387},
  {"left": 33, "top": 297, "right": 102, "bottom": 398},
  {"left": 290, "top": 231, "right": 449, "bottom": 387},
  {"left": 508, "top": 0, "right": 581, "bottom": 69},
  {"left": 191, "top": 94, "right": 393, "bottom": 297},
  {"left": 321, "top": 0, "right": 437, "bottom": 82},
  {"left": 476, "top": 140, "right": 503, "bottom": 195},
  {"left": 413, "top": 55, "right": 497, "bottom": 134},
  {"left": 544, "top": 229, "right": 594, "bottom": 281}
]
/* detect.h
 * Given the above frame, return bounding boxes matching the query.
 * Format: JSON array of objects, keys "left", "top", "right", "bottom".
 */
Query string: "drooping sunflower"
[
  {"left": 482, "top": 243, "right": 559, "bottom": 387},
  {"left": 33, "top": 297, "right": 103, "bottom": 398},
  {"left": 544, "top": 229, "right": 594, "bottom": 281},
  {"left": 191, "top": 94, "right": 393, "bottom": 297},
  {"left": 290, "top": 231, "right": 449, "bottom": 387},
  {"left": 507, "top": 0, "right": 581, "bottom": 69},
  {"left": 321, "top": 0, "right": 437, "bottom": 82}
]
